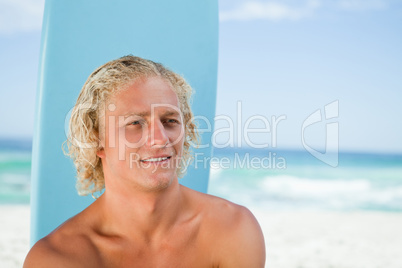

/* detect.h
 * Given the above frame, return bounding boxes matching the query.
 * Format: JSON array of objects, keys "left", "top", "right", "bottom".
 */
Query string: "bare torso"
[{"left": 24, "top": 186, "right": 265, "bottom": 268}]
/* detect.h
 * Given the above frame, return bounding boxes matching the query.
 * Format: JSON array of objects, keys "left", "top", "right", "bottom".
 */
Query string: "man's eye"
[
  {"left": 130, "top": 120, "right": 141, "bottom": 125},
  {"left": 165, "top": 119, "right": 179, "bottom": 124}
]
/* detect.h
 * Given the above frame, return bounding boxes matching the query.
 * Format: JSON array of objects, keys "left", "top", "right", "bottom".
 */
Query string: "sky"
[{"left": 0, "top": 0, "right": 401, "bottom": 153}]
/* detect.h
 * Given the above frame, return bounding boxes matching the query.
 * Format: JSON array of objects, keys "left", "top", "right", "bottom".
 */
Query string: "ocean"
[
  {"left": 1, "top": 139, "right": 402, "bottom": 212},
  {"left": 0, "top": 139, "right": 32, "bottom": 204},
  {"left": 209, "top": 148, "right": 402, "bottom": 212}
]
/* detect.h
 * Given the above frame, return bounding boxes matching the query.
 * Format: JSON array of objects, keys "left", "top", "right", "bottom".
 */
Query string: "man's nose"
[{"left": 147, "top": 119, "right": 169, "bottom": 147}]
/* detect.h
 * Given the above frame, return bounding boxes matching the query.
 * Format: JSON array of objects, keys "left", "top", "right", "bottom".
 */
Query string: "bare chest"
[
  {"left": 100, "top": 242, "right": 210, "bottom": 267},
  {"left": 92, "top": 228, "right": 216, "bottom": 268}
]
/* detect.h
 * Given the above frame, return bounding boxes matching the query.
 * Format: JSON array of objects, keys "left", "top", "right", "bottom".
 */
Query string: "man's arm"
[
  {"left": 24, "top": 232, "right": 97, "bottom": 268},
  {"left": 219, "top": 206, "right": 266, "bottom": 268},
  {"left": 23, "top": 238, "right": 64, "bottom": 268}
]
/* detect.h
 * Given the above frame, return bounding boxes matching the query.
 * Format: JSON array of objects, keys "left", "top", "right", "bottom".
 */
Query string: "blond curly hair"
[{"left": 64, "top": 55, "right": 198, "bottom": 196}]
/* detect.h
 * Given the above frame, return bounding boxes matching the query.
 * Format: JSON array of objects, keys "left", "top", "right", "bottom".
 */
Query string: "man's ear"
[
  {"left": 97, "top": 148, "right": 105, "bottom": 158},
  {"left": 97, "top": 137, "right": 105, "bottom": 158},
  {"left": 96, "top": 130, "right": 105, "bottom": 158}
]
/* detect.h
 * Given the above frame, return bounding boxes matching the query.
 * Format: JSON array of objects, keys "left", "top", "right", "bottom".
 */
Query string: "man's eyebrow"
[
  {"left": 123, "top": 110, "right": 181, "bottom": 118},
  {"left": 162, "top": 110, "right": 181, "bottom": 117},
  {"left": 123, "top": 112, "right": 150, "bottom": 118}
]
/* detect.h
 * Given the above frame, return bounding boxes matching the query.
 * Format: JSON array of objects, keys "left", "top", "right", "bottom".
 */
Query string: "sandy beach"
[
  {"left": 1, "top": 205, "right": 402, "bottom": 268},
  {"left": 253, "top": 209, "right": 402, "bottom": 268},
  {"left": 0, "top": 205, "right": 30, "bottom": 268}
]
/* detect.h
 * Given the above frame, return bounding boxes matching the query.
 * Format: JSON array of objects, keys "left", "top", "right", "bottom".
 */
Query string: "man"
[{"left": 24, "top": 55, "right": 266, "bottom": 267}]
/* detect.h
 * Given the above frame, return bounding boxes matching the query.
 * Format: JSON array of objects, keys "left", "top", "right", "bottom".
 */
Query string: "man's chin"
[{"left": 140, "top": 173, "right": 176, "bottom": 192}]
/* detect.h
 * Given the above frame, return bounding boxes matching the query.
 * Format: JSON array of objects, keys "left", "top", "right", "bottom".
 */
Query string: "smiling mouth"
[{"left": 140, "top": 156, "right": 171, "bottom": 163}]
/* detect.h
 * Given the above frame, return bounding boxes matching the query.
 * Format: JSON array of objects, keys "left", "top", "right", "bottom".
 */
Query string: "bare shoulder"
[
  {"left": 183, "top": 187, "right": 266, "bottom": 267},
  {"left": 184, "top": 186, "right": 262, "bottom": 231},
  {"left": 23, "top": 213, "right": 99, "bottom": 268}
]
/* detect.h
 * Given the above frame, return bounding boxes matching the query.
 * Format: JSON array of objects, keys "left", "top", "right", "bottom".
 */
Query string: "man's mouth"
[{"left": 140, "top": 156, "right": 171, "bottom": 163}]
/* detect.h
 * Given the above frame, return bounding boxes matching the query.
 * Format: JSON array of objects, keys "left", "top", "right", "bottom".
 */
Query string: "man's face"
[{"left": 98, "top": 76, "right": 185, "bottom": 192}]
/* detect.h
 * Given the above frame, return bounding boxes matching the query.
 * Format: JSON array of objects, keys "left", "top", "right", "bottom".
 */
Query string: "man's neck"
[{"left": 94, "top": 178, "right": 185, "bottom": 242}]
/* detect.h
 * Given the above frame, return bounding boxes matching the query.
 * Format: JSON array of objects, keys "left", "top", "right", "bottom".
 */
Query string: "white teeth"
[{"left": 142, "top": 157, "right": 169, "bottom": 162}]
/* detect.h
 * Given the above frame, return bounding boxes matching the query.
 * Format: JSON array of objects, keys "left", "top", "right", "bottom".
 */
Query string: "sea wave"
[
  {"left": 0, "top": 149, "right": 31, "bottom": 204},
  {"left": 209, "top": 166, "right": 402, "bottom": 212},
  {"left": 261, "top": 175, "right": 402, "bottom": 211}
]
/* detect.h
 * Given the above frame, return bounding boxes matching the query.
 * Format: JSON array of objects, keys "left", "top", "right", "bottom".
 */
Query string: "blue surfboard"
[{"left": 30, "top": 0, "right": 218, "bottom": 245}]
